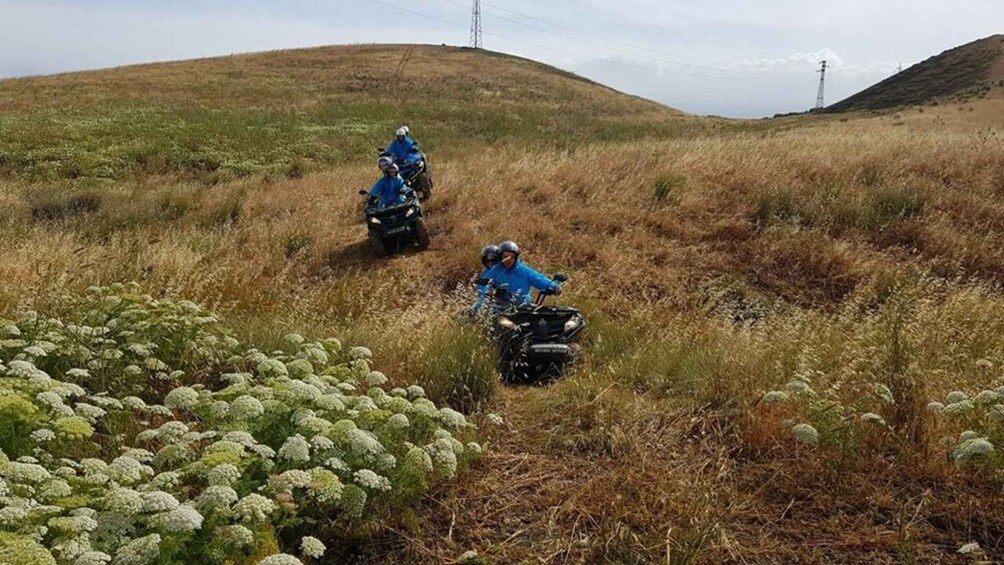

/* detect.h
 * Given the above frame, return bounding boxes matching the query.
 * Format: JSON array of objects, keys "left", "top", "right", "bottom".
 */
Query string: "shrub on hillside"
[{"left": 0, "top": 284, "right": 480, "bottom": 564}]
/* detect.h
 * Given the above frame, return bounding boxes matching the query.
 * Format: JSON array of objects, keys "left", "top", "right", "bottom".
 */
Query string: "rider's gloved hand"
[{"left": 551, "top": 287, "right": 562, "bottom": 296}]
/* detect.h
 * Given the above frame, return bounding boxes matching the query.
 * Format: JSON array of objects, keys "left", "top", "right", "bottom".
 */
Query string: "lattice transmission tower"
[
  {"left": 470, "top": 0, "right": 483, "bottom": 49},
  {"left": 815, "top": 60, "right": 827, "bottom": 110}
]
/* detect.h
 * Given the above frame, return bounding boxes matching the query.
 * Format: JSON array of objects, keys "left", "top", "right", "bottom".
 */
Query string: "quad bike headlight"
[
  {"left": 497, "top": 316, "right": 515, "bottom": 329},
  {"left": 369, "top": 217, "right": 381, "bottom": 224},
  {"left": 406, "top": 207, "right": 416, "bottom": 217},
  {"left": 564, "top": 316, "right": 582, "bottom": 331}
]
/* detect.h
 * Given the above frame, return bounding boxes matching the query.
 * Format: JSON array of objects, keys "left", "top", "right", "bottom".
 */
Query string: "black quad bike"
[
  {"left": 377, "top": 148, "right": 433, "bottom": 201},
  {"left": 358, "top": 189, "right": 430, "bottom": 256},
  {"left": 484, "top": 274, "right": 586, "bottom": 384}
]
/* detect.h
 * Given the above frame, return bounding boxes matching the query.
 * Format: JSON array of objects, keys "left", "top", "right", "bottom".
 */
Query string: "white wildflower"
[
  {"left": 279, "top": 434, "right": 311, "bottom": 462},
  {"left": 874, "top": 384, "right": 894, "bottom": 404},
  {"left": 791, "top": 423, "right": 819, "bottom": 446},
  {"left": 974, "top": 390, "right": 1001, "bottom": 405},
  {"left": 259, "top": 554, "right": 303, "bottom": 565},
  {"left": 353, "top": 469, "right": 392, "bottom": 492},
  {"left": 300, "top": 536, "right": 326, "bottom": 559},
  {"left": 860, "top": 413, "right": 886, "bottom": 425},
  {"left": 762, "top": 390, "right": 789, "bottom": 403},
  {"left": 6, "top": 461, "right": 52, "bottom": 483},
  {"left": 365, "top": 371, "right": 387, "bottom": 386},
  {"left": 216, "top": 524, "right": 254, "bottom": 547},
  {"left": 161, "top": 505, "right": 203, "bottom": 533},
  {"left": 196, "top": 485, "right": 239, "bottom": 512},
  {"left": 958, "top": 542, "right": 982, "bottom": 554},
  {"left": 257, "top": 358, "right": 288, "bottom": 378},
  {"left": 31, "top": 429, "right": 56, "bottom": 442},
  {"left": 141, "top": 490, "right": 180, "bottom": 513},
  {"left": 946, "top": 391, "right": 968, "bottom": 404},
  {"left": 250, "top": 444, "right": 277, "bottom": 460},
  {"left": 276, "top": 469, "right": 312, "bottom": 490},
  {"left": 230, "top": 395, "right": 265, "bottom": 420},
  {"left": 164, "top": 386, "right": 199, "bottom": 410},
  {"left": 389, "top": 413, "right": 410, "bottom": 429},
  {"left": 221, "top": 431, "right": 257, "bottom": 447},
  {"left": 74, "top": 551, "right": 112, "bottom": 565},
  {"left": 234, "top": 493, "right": 276, "bottom": 523},
  {"left": 210, "top": 400, "right": 230, "bottom": 418},
  {"left": 114, "top": 534, "right": 161, "bottom": 565},
  {"left": 348, "top": 346, "right": 372, "bottom": 360},
  {"left": 785, "top": 380, "right": 814, "bottom": 395},
  {"left": 105, "top": 488, "right": 144, "bottom": 514},
  {"left": 311, "top": 435, "right": 335, "bottom": 451},
  {"left": 953, "top": 438, "right": 994, "bottom": 463},
  {"left": 943, "top": 400, "right": 975, "bottom": 415},
  {"left": 439, "top": 407, "right": 468, "bottom": 428},
  {"left": 207, "top": 463, "right": 242, "bottom": 487}
]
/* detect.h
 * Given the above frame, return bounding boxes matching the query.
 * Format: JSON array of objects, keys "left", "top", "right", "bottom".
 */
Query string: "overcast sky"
[{"left": 1, "top": 0, "right": 1001, "bottom": 117}]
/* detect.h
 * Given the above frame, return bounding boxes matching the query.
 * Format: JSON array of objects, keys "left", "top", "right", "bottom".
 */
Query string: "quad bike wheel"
[
  {"left": 415, "top": 172, "right": 433, "bottom": 201},
  {"left": 367, "top": 231, "right": 387, "bottom": 256},
  {"left": 415, "top": 218, "right": 431, "bottom": 250}
]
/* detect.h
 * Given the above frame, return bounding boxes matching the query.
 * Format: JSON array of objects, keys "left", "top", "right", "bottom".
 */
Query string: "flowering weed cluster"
[{"left": 0, "top": 285, "right": 480, "bottom": 563}]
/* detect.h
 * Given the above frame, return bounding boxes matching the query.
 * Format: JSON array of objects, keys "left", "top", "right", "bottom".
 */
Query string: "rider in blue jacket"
[
  {"left": 368, "top": 163, "right": 408, "bottom": 208},
  {"left": 475, "top": 241, "right": 561, "bottom": 312},
  {"left": 386, "top": 127, "right": 419, "bottom": 162}
]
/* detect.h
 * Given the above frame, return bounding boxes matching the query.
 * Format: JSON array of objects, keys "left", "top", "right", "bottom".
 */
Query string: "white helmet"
[
  {"left": 401, "top": 125, "right": 410, "bottom": 134},
  {"left": 396, "top": 127, "right": 407, "bottom": 137}
]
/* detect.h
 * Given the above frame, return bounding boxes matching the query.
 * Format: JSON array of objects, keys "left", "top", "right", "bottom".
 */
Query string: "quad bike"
[
  {"left": 377, "top": 147, "right": 433, "bottom": 201},
  {"left": 482, "top": 274, "right": 585, "bottom": 384},
  {"left": 358, "top": 189, "right": 430, "bottom": 256}
]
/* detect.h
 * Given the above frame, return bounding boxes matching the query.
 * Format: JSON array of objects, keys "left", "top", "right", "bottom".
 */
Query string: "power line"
[
  {"left": 469, "top": 0, "right": 482, "bottom": 49},
  {"left": 434, "top": 0, "right": 791, "bottom": 79},
  {"left": 540, "top": 0, "right": 756, "bottom": 60},
  {"left": 478, "top": 0, "right": 771, "bottom": 72},
  {"left": 815, "top": 60, "right": 826, "bottom": 109},
  {"left": 365, "top": 0, "right": 788, "bottom": 83}
]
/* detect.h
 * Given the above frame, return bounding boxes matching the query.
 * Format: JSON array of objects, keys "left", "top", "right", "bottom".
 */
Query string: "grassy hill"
[
  {"left": 826, "top": 34, "right": 1004, "bottom": 112},
  {"left": 0, "top": 44, "right": 698, "bottom": 184},
  {"left": 4, "top": 43, "right": 1004, "bottom": 562}
]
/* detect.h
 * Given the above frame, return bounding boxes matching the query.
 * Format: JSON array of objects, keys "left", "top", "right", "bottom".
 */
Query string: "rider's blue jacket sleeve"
[
  {"left": 368, "top": 178, "right": 383, "bottom": 198},
  {"left": 520, "top": 263, "right": 559, "bottom": 292},
  {"left": 473, "top": 265, "right": 500, "bottom": 313}
]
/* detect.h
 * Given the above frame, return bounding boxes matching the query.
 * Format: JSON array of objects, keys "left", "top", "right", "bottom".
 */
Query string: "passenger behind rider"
[
  {"left": 479, "top": 244, "right": 499, "bottom": 277},
  {"left": 367, "top": 162, "right": 409, "bottom": 209},
  {"left": 475, "top": 240, "right": 561, "bottom": 313},
  {"left": 386, "top": 126, "right": 420, "bottom": 163}
]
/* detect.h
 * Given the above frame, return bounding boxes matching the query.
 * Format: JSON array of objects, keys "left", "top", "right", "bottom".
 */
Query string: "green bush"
[
  {"left": 0, "top": 284, "right": 482, "bottom": 563},
  {"left": 653, "top": 175, "right": 684, "bottom": 202}
]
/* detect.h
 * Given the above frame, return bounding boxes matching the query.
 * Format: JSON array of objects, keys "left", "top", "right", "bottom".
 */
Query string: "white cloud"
[{"left": 734, "top": 49, "right": 844, "bottom": 69}]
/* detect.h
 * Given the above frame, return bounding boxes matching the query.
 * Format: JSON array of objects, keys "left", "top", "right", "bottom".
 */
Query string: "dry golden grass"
[{"left": 4, "top": 44, "right": 1004, "bottom": 563}]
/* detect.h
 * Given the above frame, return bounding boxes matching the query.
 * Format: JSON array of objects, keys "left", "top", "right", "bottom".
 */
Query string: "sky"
[{"left": 1, "top": 0, "right": 1001, "bottom": 118}]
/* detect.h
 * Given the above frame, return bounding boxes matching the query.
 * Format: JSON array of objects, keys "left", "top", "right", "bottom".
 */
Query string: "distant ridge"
[{"left": 825, "top": 34, "right": 1004, "bottom": 112}]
